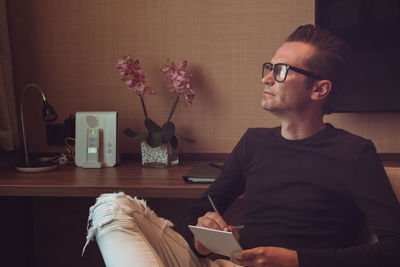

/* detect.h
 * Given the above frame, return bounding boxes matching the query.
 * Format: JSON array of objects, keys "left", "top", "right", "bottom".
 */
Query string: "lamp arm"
[{"left": 20, "top": 83, "right": 48, "bottom": 167}]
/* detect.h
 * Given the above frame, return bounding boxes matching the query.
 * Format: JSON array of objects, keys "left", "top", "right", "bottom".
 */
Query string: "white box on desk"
[{"left": 75, "top": 111, "right": 119, "bottom": 167}]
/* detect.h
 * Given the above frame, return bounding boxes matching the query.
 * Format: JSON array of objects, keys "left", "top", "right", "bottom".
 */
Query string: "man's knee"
[
  {"left": 89, "top": 192, "right": 147, "bottom": 228},
  {"left": 82, "top": 192, "right": 145, "bottom": 255}
]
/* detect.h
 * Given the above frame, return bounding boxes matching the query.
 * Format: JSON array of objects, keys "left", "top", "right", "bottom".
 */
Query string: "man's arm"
[
  {"left": 178, "top": 132, "right": 248, "bottom": 256},
  {"left": 178, "top": 164, "right": 246, "bottom": 256},
  {"left": 298, "top": 141, "right": 400, "bottom": 267}
]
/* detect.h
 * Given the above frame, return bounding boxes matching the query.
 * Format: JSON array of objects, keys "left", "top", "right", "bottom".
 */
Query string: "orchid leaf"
[
  {"left": 169, "top": 135, "right": 178, "bottom": 149},
  {"left": 124, "top": 128, "right": 148, "bottom": 140},
  {"left": 124, "top": 128, "right": 139, "bottom": 138},
  {"left": 161, "top": 122, "right": 175, "bottom": 142},
  {"left": 147, "top": 131, "right": 163, "bottom": 147},
  {"left": 133, "top": 133, "right": 148, "bottom": 140},
  {"left": 177, "top": 135, "right": 196, "bottom": 144},
  {"left": 144, "top": 119, "right": 161, "bottom": 134}
]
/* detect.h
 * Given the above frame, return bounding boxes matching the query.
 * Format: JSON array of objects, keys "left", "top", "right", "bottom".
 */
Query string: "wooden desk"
[
  {"left": 0, "top": 161, "right": 210, "bottom": 198},
  {"left": 1, "top": 160, "right": 399, "bottom": 199}
]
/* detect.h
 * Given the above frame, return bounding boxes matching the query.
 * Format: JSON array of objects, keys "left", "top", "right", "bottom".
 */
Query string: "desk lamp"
[{"left": 16, "top": 83, "right": 58, "bottom": 173}]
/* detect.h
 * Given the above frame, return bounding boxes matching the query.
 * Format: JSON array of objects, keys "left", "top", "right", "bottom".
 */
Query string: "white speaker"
[{"left": 75, "top": 112, "right": 119, "bottom": 168}]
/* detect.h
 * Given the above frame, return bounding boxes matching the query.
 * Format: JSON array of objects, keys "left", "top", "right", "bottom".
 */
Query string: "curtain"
[{"left": 0, "top": 0, "right": 18, "bottom": 151}]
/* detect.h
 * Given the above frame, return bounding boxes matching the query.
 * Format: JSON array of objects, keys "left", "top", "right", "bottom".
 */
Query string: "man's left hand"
[{"left": 230, "top": 247, "right": 299, "bottom": 267}]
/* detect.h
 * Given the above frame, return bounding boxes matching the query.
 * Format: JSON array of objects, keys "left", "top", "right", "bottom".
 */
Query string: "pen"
[
  {"left": 208, "top": 194, "right": 220, "bottom": 214},
  {"left": 207, "top": 195, "right": 244, "bottom": 230}
]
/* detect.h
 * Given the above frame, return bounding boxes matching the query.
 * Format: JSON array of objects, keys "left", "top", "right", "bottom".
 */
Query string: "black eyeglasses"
[{"left": 262, "top": 62, "right": 324, "bottom": 82}]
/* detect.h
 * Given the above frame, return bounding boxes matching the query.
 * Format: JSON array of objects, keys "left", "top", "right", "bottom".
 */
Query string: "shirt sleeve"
[
  {"left": 298, "top": 141, "right": 400, "bottom": 267},
  {"left": 178, "top": 131, "right": 248, "bottom": 256}
]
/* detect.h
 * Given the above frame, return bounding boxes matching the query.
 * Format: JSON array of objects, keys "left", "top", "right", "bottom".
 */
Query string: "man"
[
  {"left": 83, "top": 25, "right": 400, "bottom": 267},
  {"left": 179, "top": 24, "right": 400, "bottom": 266}
]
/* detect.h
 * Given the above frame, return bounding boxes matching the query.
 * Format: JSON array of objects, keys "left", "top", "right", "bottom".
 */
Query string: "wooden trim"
[
  {"left": 120, "top": 153, "right": 230, "bottom": 161},
  {"left": 378, "top": 153, "right": 400, "bottom": 161},
  {"left": 379, "top": 154, "right": 400, "bottom": 167}
]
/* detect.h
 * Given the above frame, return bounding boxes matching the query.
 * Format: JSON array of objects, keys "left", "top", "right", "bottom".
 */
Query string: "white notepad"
[{"left": 189, "top": 225, "right": 243, "bottom": 257}]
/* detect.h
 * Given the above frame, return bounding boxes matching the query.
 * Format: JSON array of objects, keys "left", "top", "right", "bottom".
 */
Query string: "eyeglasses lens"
[
  {"left": 263, "top": 63, "right": 288, "bottom": 82},
  {"left": 274, "top": 64, "right": 288, "bottom": 82},
  {"left": 263, "top": 64, "right": 272, "bottom": 78}
]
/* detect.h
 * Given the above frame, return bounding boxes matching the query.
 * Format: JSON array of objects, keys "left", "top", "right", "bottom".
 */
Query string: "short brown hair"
[{"left": 286, "top": 24, "right": 353, "bottom": 113}]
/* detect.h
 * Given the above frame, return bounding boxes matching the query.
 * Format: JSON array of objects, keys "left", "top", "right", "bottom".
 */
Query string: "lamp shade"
[{"left": 42, "top": 100, "right": 58, "bottom": 122}]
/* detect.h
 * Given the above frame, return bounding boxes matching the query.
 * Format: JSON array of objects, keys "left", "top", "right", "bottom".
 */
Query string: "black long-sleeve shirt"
[{"left": 179, "top": 124, "right": 400, "bottom": 267}]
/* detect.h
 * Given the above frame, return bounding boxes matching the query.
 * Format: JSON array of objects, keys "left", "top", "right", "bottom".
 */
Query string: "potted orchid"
[{"left": 116, "top": 56, "right": 195, "bottom": 167}]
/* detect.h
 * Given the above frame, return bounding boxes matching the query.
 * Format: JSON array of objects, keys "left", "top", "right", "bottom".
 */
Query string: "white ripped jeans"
[{"left": 82, "top": 192, "right": 238, "bottom": 267}]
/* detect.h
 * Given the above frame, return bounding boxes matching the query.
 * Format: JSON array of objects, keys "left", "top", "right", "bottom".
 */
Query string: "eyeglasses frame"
[{"left": 262, "top": 62, "right": 324, "bottom": 82}]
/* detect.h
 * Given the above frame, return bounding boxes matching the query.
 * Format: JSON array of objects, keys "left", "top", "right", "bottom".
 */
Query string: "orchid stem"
[
  {"left": 167, "top": 94, "right": 180, "bottom": 123},
  {"left": 140, "top": 95, "right": 149, "bottom": 120}
]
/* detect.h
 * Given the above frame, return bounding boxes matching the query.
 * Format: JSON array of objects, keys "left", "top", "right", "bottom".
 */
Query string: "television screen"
[{"left": 315, "top": 0, "right": 400, "bottom": 112}]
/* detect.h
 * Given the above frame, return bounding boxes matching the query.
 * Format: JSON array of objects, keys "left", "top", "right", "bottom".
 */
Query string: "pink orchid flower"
[
  {"left": 116, "top": 55, "right": 156, "bottom": 98},
  {"left": 160, "top": 60, "right": 195, "bottom": 106}
]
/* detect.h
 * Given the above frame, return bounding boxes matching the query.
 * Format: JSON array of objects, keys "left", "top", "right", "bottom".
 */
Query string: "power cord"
[{"left": 39, "top": 137, "right": 75, "bottom": 165}]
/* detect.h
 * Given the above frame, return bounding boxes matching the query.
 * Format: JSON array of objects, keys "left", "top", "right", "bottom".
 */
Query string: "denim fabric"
[{"left": 83, "top": 192, "right": 237, "bottom": 267}]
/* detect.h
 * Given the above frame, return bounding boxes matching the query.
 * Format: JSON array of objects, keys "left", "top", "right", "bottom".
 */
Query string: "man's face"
[{"left": 261, "top": 41, "right": 316, "bottom": 114}]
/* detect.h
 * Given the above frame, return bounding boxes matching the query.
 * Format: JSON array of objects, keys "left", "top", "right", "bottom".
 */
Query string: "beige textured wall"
[{"left": 6, "top": 0, "right": 400, "bottom": 154}]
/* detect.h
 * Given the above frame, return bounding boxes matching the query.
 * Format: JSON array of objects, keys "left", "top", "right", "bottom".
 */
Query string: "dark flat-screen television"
[{"left": 315, "top": 0, "right": 400, "bottom": 113}]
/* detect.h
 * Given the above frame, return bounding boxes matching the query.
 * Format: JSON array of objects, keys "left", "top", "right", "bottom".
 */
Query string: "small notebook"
[
  {"left": 189, "top": 225, "right": 242, "bottom": 257},
  {"left": 182, "top": 162, "right": 222, "bottom": 183}
]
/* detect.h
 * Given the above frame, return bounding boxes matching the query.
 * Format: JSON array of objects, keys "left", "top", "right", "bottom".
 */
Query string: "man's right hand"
[{"left": 194, "top": 211, "right": 229, "bottom": 255}]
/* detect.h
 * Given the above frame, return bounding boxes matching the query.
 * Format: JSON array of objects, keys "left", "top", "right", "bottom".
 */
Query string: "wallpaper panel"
[{"left": 7, "top": 0, "right": 400, "bottom": 154}]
